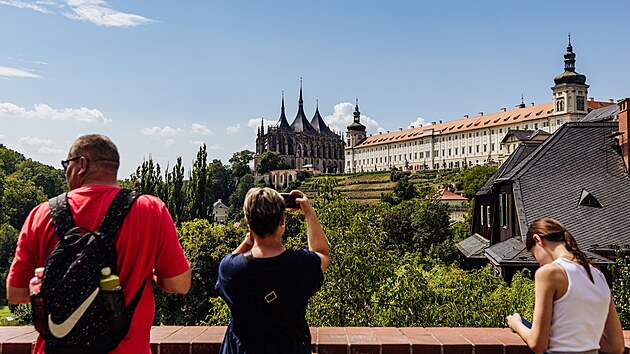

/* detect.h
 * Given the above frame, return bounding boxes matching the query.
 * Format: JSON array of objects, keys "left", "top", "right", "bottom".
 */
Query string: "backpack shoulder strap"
[
  {"left": 48, "top": 193, "right": 76, "bottom": 240},
  {"left": 98, "top": 188, "right": 141, "bottom": 239}
]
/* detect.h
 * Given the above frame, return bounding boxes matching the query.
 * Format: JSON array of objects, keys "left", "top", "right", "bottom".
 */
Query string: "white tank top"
[{"left": 548, "top": 258, "right": 610, "bottom": 352}]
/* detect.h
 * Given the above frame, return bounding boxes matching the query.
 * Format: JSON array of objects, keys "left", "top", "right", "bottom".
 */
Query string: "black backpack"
[{"left": 39, "top": 188, "right": 144, "bottom": 354}]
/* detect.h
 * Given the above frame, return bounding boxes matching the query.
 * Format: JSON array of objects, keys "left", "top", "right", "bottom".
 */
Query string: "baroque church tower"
[
  {"left": 254, "top": 82, "right": 345, "bottom": 173},
  {"left": 552, "top": 34, "right": 589, "bottom": 116}
]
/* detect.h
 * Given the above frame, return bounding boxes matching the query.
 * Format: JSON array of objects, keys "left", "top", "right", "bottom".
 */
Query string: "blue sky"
[{"left": 1, "top": 0, "right": 629, "bottom": 178}]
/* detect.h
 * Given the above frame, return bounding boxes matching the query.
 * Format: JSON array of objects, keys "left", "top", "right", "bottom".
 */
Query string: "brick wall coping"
[{"left": 0, "top": 326, "right": 628, "bottom": 354}]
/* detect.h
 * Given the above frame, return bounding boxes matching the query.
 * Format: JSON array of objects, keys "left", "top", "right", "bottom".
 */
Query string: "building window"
[
  {"left": 469, "top": 146, "right": 472, "bottom": 154},
  {"left": 543, "top": 121, "right": 549, "bottom": 127},
  {"left": 491, "top": 129, "right": 494, "bottom": 134},
  {"left": 476, "top": 146, "right": 479, "bottom": 153},
  {"left": 524, "top": 124, "right": 528, "bottom": 130},
  {"left": 480, "top": 204, "right": 484, "bottom": 226},
  {"left": 499, "top": 128, "right": 503, "bottom": 134},
  {"left": 448, "top": 148, "right": 452, "bottom": 156},
  {"left": 491, "top": 143, "right": 495, "bottom": 151},
  {"left": 556, "top": 97, "right": 565, "bottom": 112},
  {"left": 557, "top": 119, "right": 564, "bottom": 125},
  {"left": 484, "top": 131, "right": 487, "bottom": 136},
  {"left": 499, "top": 193, "right": 508, "bottom": 229},
  {"left": 577, "top": 96, "right": 585, "bottom": 111},
  {"left": 455, "top": 148, "right": 458, "bottom": 155},
  {"left": 476, "top": 132, "right": 479, "bottom": 137},
  {"left": 486, "top": 205, "right": 491, "bottom": 226},
  {"left": 534, "top": 123, "right": 538, "bottom": 129}
]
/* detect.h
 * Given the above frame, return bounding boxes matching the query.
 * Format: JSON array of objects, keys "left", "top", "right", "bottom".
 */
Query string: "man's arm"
[
  {"left": 6, "top": 285, "right": 30, "bottom": 305},
  {"left": 232, "top": 233, "right": 254, "bottom": 255},
  {"left": 155, "top": 269, "right": 191, "bottom": 294}
]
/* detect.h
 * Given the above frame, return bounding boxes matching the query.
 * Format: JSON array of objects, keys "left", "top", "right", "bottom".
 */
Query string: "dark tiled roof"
[
  {"left": 499, "top": 122, "right": 630, "bottom": 253},
  {"left": 486, "top": 237, "right": 614, "bottom": 266},
  {"left": 476, "top": 142, "right": 542, "bottom": 195},
  {"left": 580, "top": 104, "right": 618, "bottom": 122},
  {"left": 310, "top": 108, "right": 335, "bottom": 136},
  {"left": 456, "top": 233, "right": 489, "bottom": 258},
  {"left": 291, "top": 106, "right": 316, "bottom": 133},
  {"left": 485, "top": 237, "right": 534, "bottom": 265}
]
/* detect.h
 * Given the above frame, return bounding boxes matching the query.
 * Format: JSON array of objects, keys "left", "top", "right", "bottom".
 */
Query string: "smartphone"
[
  {"left": 280, "top": 193, "right": 300, "bottom": 209},
  {"left": 521, "top": 317, "right": 532, "bottom": 329}
]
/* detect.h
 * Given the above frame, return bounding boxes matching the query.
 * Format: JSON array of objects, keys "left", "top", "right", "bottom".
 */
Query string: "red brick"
[
  {"left": 399, "top": 327, "right": 440, "bottom": 354},
  {"left": 318, "top": 327, "right": 348, "bottom": 354},
  {"left": 425, "top": 327, "right": 472, "bottom": 354},
  {"left": 191, "top": 326, "right": 226, "bottom": 354},
  {"left": 372, "top": 327, "right": 410, "bottom": 354},
  {"left": 346, "top": 327, "right": 379, "bottom": 354}
]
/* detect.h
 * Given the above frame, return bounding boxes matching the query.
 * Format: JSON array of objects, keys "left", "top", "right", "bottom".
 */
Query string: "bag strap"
[
  {"left": 48, "top": 193, "right": 76, "bottom": 240},
  {"left": 98, "top": 189, "right": 141, "bottom": 239},
  {"left": 48, "top": 189, "right": 141, "bottom": 240},
  {"left": 243, "top": 251, "right": 310, "bottom": 348}
]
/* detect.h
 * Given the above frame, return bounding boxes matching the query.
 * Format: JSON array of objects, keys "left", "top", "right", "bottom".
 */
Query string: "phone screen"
[{"left": 521, "top": 317, "right": 532, "bottom": 329}]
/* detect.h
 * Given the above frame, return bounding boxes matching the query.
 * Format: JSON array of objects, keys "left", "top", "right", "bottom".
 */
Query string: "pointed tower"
[
  {"left": 290, "top": 80, "right": 316, "bottom": 133},
  {"left": 276, "top": 92, "right": 290, "bottom": 128},
  {"left": 310, "top": 99, "right": 335, "bottom": 136},
  {"left": 552, "top": 34, "right": 589, "bottom": 115},
  {"left": 346, "top": 98, "right": 367, "bottom": 147}
]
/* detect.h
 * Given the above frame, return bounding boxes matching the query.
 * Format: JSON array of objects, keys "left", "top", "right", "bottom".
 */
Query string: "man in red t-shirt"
[{"left": 6, "top": 134, "right": 191, "bottom": 354}]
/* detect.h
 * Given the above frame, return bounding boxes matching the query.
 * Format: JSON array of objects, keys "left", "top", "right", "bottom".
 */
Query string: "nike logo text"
[{"left": 48, "top": 287, "right": 100, "bottom": 338}]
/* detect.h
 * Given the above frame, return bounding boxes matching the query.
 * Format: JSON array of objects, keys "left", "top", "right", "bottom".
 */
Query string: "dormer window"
[{"left": 578, "top": 189, "right": 602, "bottom": 208}]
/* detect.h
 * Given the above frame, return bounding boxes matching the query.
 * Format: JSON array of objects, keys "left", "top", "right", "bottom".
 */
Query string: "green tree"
[
  {"left": 229, "top": 150, "right": 253, "bottom": 179},
  {"left": 462, "top": 165, "right": 497, "bottom": 199},
  {"left": 612, "top": 252, "right": 630, "bottom": 329},
  {"left": 187, "top": 144, "right": 210, "bottom": 220},
  {"left": 2, "top": 175, "right": 47, "bottom": 230},
  {"left": 0, "top": 223, "right": 19, "bottom": 306},
  {"left": 255, "top": 151, "right": 288, "bottom": 173},
  {"left": 208, "top": 159, "right": 234, "bottom": 204},
  {"left": 227, "top": 173, "right": 254, "bottom": 222},
  {"left": 12, "top": 160, "right": 65, "bottom": 198}
]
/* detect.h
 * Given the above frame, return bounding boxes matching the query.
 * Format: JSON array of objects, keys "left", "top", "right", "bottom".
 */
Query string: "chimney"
[
  {"left": 387, "top": 130, "right": 390, "bottom": 133},
  {"left": 609, "top": 99, "right": 615, "bottom": 103},
  {"left": 431, "top": 122, "right": 436, "bottom": 125},
  {"left": 464, "top": 115, "right": 469, "bottom": 119},
  {"left": 399, "top": 127, "right": 403, "bottom": 131},
  {"left": 531, "top": 102, "right": 535, "bottom": 107},
  {"left": 589, "top": 97, "right": 595, "bottom": 101},
  {"left": 410, "top": 125, "right": 414, "bottom": 129},
  {"left": 501, "top": 108, "right": 506, "bottom": 112},
  {"left": 618, "top": 98, "right": 630, "bottom": 172},
  {"left": 439, "top": 120, "right": 442, "bottom": 124},
  {"left": 479, "top": 112, "right": 484, "bottom": 116}
]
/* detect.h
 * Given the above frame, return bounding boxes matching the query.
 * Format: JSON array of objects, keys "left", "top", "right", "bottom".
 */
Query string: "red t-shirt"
[{"left": 7, "top": 185, "right": 190, "bottom": 354}]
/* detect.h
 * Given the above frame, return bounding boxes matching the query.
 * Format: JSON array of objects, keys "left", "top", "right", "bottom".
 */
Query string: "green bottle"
[{"left": 100, "top": 267, "right": 128, "bottom": 334}]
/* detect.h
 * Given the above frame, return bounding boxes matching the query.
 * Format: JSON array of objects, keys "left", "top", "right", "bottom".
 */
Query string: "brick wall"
[{"left": 1, "top": 326, "right": 629, "bottom": 354}]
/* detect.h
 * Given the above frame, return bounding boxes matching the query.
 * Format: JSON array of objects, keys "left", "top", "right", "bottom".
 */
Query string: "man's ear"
[{"left": 533, "top": 234, "right": 544, "bottom": 246}]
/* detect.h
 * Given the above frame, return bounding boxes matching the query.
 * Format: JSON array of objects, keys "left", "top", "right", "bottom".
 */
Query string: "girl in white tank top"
[{"left": 506, "top": 217, "right": 624, "bottom": 354}]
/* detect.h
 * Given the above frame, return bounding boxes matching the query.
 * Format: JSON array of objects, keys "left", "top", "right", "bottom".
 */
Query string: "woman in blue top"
[
  {"left": 215, "top": 188, "right": 330, "bottom": 354},
  {"left": 507, "top": 217, "right": 624, "bottom": 354}
]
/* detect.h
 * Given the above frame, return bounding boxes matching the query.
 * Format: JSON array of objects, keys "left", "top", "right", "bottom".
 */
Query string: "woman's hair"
[
  {"left": 526, "top": 217, "right": 594, "bottom": 282},
  {"left": 243, "top": 187, "right": 285, "bottom": 238},
  {"left": 69, "top": 134, "right": 120, "bottom": 172}
]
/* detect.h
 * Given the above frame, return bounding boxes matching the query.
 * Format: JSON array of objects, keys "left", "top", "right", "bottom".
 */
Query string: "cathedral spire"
[
  {"left": 347, "top": 97, "right": 366, "bottom": 132},
  {"left": 276, "top": 91, "right": 290, "bottom": 128},
  {"left": 564, "top": 33, "right": 576, "bottom": 73},
  {"left": 553, "top": 35, "right": 586, "bottom": 85},
  {"left": 290, "top": 79, "right": 316, "bottom": 133}
]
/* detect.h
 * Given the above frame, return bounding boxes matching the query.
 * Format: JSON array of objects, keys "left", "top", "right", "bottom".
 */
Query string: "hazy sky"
[{"left": 1, "top": 0, "right": 629, "bottom": 177}]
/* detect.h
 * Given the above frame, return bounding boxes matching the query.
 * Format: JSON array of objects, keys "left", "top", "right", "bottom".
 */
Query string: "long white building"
[{"left": 345, "top": 38, "right": 613, "bottom": 172}]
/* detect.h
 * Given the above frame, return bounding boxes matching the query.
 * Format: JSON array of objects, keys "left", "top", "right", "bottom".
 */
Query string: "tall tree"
[
  {"left": 229, "top": 150, "right": 253, "bottom": 179},
  {"left": 187, "top": 144, "right": 209, "bottom": 220},
  {"left": 208, "top": 159, "right": 234, "bottom": 204}
]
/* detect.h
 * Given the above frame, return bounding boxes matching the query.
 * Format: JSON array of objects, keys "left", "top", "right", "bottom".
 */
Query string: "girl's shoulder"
[{"left": 535, "top": 263, "right": 566, "bottom": 283}]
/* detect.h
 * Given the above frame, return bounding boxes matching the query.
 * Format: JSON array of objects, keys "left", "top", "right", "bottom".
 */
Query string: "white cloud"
[
  {"left": 0, "top": 0, "right": 50, "bottom": 13},
  {"left": 323, "top": 102, "right": 382, "bottom": 134},
  {"left": 0, "top": 65, "right": 41, "bottom": 78},
  {"left": 191, "top": 123, "right": 212, "bottom": 135},
  {"left": 19, "top": 136, "right": 54, "bottom": 146},
  {"left": 164, "top": 138, "right": 176, "bottom": 146},
  {"left": 63, "top": 0, "right": 156, "bottom": 27},
  {"left": 0, "top": 102, "right": 111, "bottom": 123},
  {"left": 190, "top": 140, "right": 205, "bottom": 147},
  {"left": 409, "top": 116, "right": 426, "bottom": 128},
  {"left": 247, "top": 118, "right": 274, "bottom": 130},
  {"left": 0, "top": 0, "right": 156, "bottom": 27},
  {"left": 38, "top": 146, "right": 64, "bottom": 155},
  {"left": 208, "top": 144, "right": 224, "bottom": 150},
  {"left": 140, "top": 126, "right": 182, "bottom": 136},
  {"left": 226, "top": 123, "right": 240, "bottom": 135}
]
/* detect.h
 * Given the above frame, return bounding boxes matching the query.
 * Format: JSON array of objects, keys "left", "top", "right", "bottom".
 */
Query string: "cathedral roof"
[
  {"left": 290, "top": 85, "right": 317, "bottom": 133},
  {"left": 310, "top": 105, "right": 336, "bottom": 136},
  {"left": 276, "top": 93, "right": 290, "bottom": 128}
]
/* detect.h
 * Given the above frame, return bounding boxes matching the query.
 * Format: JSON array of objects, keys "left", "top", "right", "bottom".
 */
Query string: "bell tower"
[{"left": 552, "top": 34, "right": 589, "bottom": 116}]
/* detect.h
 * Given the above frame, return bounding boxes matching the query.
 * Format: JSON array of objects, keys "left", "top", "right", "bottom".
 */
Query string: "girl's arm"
[
  {"left": 507, "top": 265, "right": 560, "bottom": 353},
  {"left": 599, "top": 295, "right": 625, "bottom": 354}
]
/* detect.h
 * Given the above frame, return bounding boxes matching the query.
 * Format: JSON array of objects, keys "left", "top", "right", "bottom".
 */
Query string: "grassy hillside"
[{"left": 300, "top": 169, "right": 466, "bottom": 204}]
